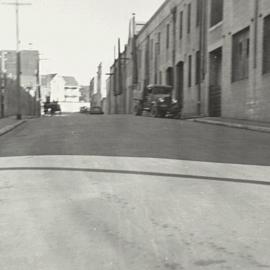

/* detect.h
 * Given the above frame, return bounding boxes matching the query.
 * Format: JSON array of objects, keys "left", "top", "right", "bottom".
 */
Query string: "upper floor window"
[
  {"left": 210, "top": 0, "right": 223, "bottom": 27},
  {"left": 263, "top": 15, "right": 270, "bottom": 74},
  {"left": 150, "top": 39, "right": 154, "bottom": 60},
  {"left": 179, "top": 10, "right": 183, "bottom": 39},
  {"left": 196, "top": 51, "right": 200, "bottom": 84},
  {"left": 187, "top": 3, "right": 191, "bottom": 34},
  {"left": 137, "top": 49, "right": 142, "bottom": 68},
  {"left": 197, "top": 0, "right": 202, "bottom": 26},
  {"left": 188, "top": 55, "right": 192, "bottom": 87},
  {"left": 166, "top": 24, "right": 170, "bottom": 48},
  {"left": 157, "top": 32, "right": 161, "bottom": 55}
]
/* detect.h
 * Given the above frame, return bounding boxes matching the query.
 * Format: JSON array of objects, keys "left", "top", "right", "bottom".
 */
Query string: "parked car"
[
  {"left": 80, "top": 106, "right": 90, "bottom": 113},
  {"left": 43, "top": 101, "right": 61, "bottom": 116},
  {"left": 89, "top": 106, "right": 104, "bottom": 115},
  {"left": 134, "top": 84, "right": 182, "bottom": 118}
]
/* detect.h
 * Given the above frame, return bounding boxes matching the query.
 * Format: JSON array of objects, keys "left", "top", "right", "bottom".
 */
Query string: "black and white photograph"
[{"left": 0, "top": 0, "right": 270, "bottom": 269}]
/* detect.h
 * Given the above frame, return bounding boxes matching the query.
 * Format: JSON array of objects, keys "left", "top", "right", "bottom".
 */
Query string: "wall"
[
  {"left": 106, "top": 0, "right": 270, "bottom": 122},
  {"left": 215, "top": 0, "right": 270, "bottom": 121},
  {"left": 3, "top": 78, "right": 39, "bottom": 116},
  {"left": 135, "top": 0, "right": 206, "bottom": 117}
]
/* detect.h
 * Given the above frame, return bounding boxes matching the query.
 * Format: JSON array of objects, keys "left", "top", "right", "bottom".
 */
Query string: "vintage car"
[
  {"left": 80, "top": 106, "right": 90, "bottom": 113},
  {"left": 43, "top": 101, "right": 61, "bottom": 116},
  {"left": 89, "top": 106, "right": 104, "bottom": 115},
  {"left": 134, "top": 84, "right": 182, "bottom": 118}
]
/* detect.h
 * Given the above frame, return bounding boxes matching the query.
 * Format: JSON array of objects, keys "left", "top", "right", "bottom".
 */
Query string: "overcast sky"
[{"left": 0, "top": 0, "right": 164, "bottom": 92}]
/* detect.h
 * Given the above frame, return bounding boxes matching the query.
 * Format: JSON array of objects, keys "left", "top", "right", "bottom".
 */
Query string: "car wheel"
[{"left": 150, "top": 106, "right": 158, "bottom": 118}]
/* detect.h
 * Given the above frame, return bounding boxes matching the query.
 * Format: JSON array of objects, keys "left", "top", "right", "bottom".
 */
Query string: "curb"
[
  {"left": 191, "top": 119, "right": 270, "bottom": 133},
  {"left": 0, "top": 120, "right": 26, "bottom": 137}
]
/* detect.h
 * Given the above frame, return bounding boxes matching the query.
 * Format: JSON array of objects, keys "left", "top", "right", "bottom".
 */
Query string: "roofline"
[{"left": 137, "top": 0, "right": 170, "bottom": 36}]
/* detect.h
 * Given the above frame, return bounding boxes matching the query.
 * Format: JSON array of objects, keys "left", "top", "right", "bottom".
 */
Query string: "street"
[
  {"left": 0, "top": 114, "right": 270, "bottom": 165},
  {"left": 0, "top": 114, "right": 270, "bottom": 270}
]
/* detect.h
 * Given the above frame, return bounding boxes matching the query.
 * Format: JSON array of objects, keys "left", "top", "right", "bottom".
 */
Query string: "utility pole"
[
  {"left": 1, "top": 0, "right": 32, "bottom": 120},
  {"left": 35, "top": 54, "right": 40, "bottom": 117},
  {"left": 97, "top": 63, "right": 102, "bottom": 106},
  {"left": 118, "top": 38, "right": 122, "bottom": 95}
]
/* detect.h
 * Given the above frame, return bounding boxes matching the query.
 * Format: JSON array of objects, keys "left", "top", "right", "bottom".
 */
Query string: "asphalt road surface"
[
  {"left": 0, "top": 114, "right": 270, "bottom": 270},
  {"left": 0, "top": 114, "right": 270, "bottom": 165}
]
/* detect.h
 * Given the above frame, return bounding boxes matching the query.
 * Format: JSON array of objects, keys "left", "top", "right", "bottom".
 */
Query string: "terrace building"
[{"left": 106, "top": 0, "right": 270, "bottom": 122}]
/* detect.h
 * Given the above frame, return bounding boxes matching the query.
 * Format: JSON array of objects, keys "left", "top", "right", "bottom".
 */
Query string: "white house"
[{"left": 43, "top": 74, "right": 86, "bottom": 113}]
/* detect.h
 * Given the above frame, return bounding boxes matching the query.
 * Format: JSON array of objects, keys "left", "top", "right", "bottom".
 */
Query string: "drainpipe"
[
  {"left": 197, "top": 0, "right": 206, "bottom": 116},
  {"left": 171, "top": 7, "right": 177, "bottom": 97},
  {"left": 251, "top": 0, "right": 259, "bottom": 118}
]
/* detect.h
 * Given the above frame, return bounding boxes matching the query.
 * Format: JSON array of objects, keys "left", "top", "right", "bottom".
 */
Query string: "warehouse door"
[
  {"left": 176, "top": 62, "right": 184, "bottom": 107},
  {"left": 209, "top": 48, "right": 222, "bottom": 117},
  {"left": 166, "top": 67, "right": 174, "bottom": 87}
]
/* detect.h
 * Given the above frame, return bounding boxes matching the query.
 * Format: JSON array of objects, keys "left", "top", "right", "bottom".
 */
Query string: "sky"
[{"left": 0, "top": 0, "right": 164, "bottom": 94}]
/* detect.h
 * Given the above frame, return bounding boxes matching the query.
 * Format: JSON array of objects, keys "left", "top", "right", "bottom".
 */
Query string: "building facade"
[
  {"left": 106, "top": 0, "right": 270, "bottom": 122},
  {"left": 0, "top": 50, "right": 40, "bottom": 117}
]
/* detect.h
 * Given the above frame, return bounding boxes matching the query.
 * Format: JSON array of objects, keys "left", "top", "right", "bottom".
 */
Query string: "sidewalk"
[
  {"left": 190, "top": 117, "right": 270, "bottom": 133},
  {"left": 0, "top": 116, "right": 26, "bottom": 137}
]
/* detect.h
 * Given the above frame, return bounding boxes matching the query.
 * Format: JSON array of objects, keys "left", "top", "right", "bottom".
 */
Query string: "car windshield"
[
  {"left": 0, "top": 1, "right": 270, "bottom": 270},
  {"left": 152, "top": 88, "right": 171, "bottom": 95}
]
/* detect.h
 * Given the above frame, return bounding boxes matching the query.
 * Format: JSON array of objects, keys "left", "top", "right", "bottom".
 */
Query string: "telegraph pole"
[
  {"left": 118, "top": 38, "right": 122, "bottom": 95},
  {"left": 1, "top": 0, "right": 32, "bottom": 119},
  {"left": 35, "top": 54, "right": 40, "bottom": 117}
]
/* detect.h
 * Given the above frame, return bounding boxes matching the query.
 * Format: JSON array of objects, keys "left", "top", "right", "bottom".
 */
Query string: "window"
[
  {"left": 187, "top": 3, "right": 191, "bottom": 34},
  {"left": 210, "top": 0, "right": 223, "bottom": 27},
  {"left": 166, "top": 67, "right": 174, "bottom": 86},
  {"left": 263, "top": 15, "right": 270, "bottom": 74},
  {"left": 246, "top": 38, "right": 250, "bottom": 57},
  {"left": 166, "top": 24, "right": 170, "bottom": 48},
  {"left": 137, "top": 49, "right": 141, "bottom": 68},
  {"left": 197, "top": 0, "right": 202, "bottom": 27},
  {"left": 179, "top": 11, "right": 183, "bottom": 39},
  {"left": 188, "top": 55, "right": 192, "bottom": 87},
  {"left": 232, "top": 27, "right": 250, "bottom": 82},
  {"left": 157, "top": 32, "right": 161, "bottom": 55},
  {"left": 150, "top": 39, "right": 154, "bottom": 60},
  {"left": 196, "top": 51, "right": 200, "bottom": 84}
]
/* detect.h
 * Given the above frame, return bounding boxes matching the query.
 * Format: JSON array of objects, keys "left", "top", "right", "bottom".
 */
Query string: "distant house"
[
  {"left": 41, "top": 74, "right": 57, "bottom": 102},
  {"left": 41, "top": 74, "right": 86, "bottom": 113},
  {"left": 50, "top": 75, "right": 80, "bottom": 103}
]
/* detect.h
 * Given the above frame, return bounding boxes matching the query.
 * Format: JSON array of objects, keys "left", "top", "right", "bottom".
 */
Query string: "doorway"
[
  {"left": 209, "top": 47, "right": 222, "bottom": 117},
  {"left": 176, "top": 61, "right": 184, "bottom": 108},
  {"left": 166, "top": 67, "right": 174, "bottom": 86}
]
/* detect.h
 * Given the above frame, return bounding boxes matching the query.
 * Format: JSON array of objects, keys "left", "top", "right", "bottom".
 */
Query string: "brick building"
[
  {"left": 107, "top": 0, "right": 270, "bottom": 122},
  {"left": 0, "top": 50, "right": 40, "bottom": 117}
]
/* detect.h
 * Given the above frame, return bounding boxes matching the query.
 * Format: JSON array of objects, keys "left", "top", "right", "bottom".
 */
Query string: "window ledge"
[{"left": 209, "top": 21, "right": 223, "bottom": 32}]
